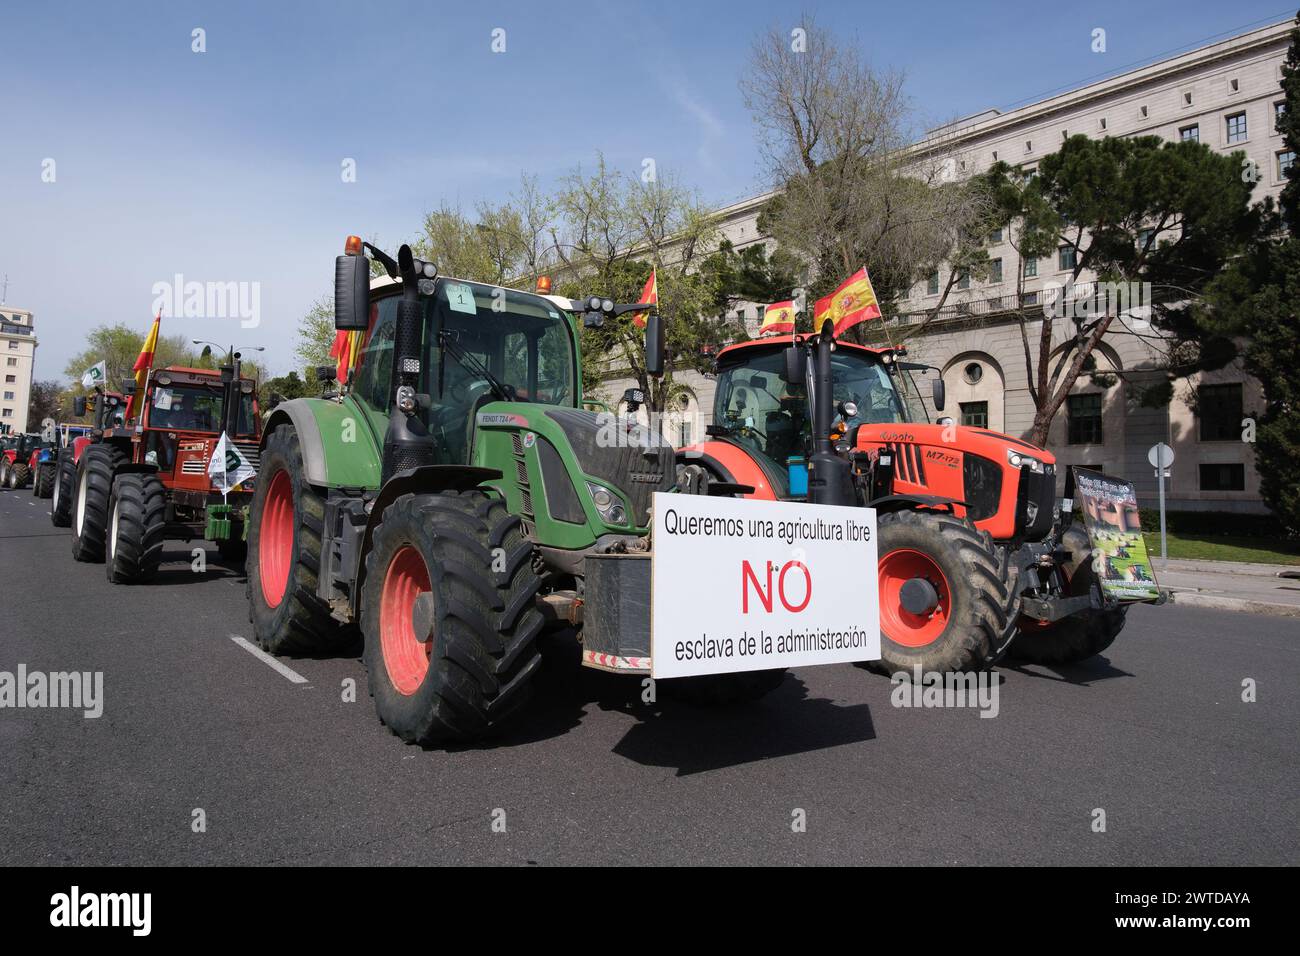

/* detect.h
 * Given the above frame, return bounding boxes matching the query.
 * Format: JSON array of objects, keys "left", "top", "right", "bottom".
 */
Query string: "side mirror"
[
  {"left": 120, "top": 380, "right": 136, "bottom": 396},
  {"left": 645, "top": 312, "right": 664, "bottom": 377},
  {"left": 781, "top": 346, "right": 802, "bottom": 385},
  {"left": 932, "top": 376, "right": 946, "bottom": 412},
  {"left": 73, "top": 396, "right": 87, "bottom": 417},
  {"left": 334, "top": 253, "right": 370, "bottom": 330},
  {"left": 316, "top": 365, "right": 337, "bottom": 384}
]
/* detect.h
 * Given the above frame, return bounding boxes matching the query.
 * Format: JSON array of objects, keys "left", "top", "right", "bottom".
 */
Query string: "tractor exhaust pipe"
[
  {"left": 381, "top": 245, "right": 436, "bottom": 483},
  {"left": 807, "top": 320, "right": 855, "bottom": 507}
]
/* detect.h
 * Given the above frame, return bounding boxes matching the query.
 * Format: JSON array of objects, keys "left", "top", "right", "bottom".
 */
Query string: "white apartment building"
[
  {"left": 602, "top": 18, "right": 1292, "bottom": 513},
  {"left": 0, "top": 306, "right": 37, "bottom": 433}
]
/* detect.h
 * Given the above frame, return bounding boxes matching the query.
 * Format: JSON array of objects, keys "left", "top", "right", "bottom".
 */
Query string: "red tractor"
[
  {"left": 61, "top": 361, "right": 261, "bottom": 582},
  {"left": 676, "top": 325, "right": 1158, "bottom": 673},
  {"left": 1, "top": 432, "right": 42, "bottom": 489}
]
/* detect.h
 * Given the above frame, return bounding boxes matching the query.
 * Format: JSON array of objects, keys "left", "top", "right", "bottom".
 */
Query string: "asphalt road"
[{"left": 1, "top": 486, "right": 1296, "bottom": 866}]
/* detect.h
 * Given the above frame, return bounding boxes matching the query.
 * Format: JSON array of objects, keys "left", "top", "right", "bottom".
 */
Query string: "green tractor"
[{"left": 245, "top": 238, "right": 785, "bottom": 744}]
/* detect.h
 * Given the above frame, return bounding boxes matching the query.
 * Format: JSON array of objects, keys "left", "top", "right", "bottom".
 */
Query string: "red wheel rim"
[
  {"left": 878, "top": 548, "right": 952, "bottom": 648},
  {"left": 379, "top": 546, "right": 433, "bottom": 696},
  {"left": 258, "top": 469, "right": 294, "bottom": 608}
]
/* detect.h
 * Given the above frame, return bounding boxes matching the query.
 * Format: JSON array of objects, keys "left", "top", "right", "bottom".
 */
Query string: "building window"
[
  {"left": 1137, "top": 227, "right": 1155, "bottom": 251},
  {"left": 3, "top": 375, "right": 12, "bottom": 383},
  {"left": 1024, "top": 256, "right": 1038, "bottom": 277},
  {"left": 6, "top": 358, "right": 16, "bottom": 367},
  {"left": 1024, "top": 291, "right": 1039, "bottom": 305},
  {"left": 1183, "top": 90, "right": 1193, "bottom": 107},
  {"left": 1099, "top": 117, "right": 1107, "bottom": 131},
  {"left": 927, "top": 271, "right": 939, "bottom": 295},
  {"left": 959, "top": 401, "right": 988, "bottom": 428},
  {"left": 1180, "top": 124, "right": 1199, "bottom": 142},
  {"left": 1140, "top": 105, "right": 1149, "bottom": 118},
  {"left": 1276, "top": 101, "right": 1286, "bottom": 131},
  {"left": 956, "top": 269, "right": 970, "bottom": 291},
  {"left": 1226, "top": 112, "right": 1248, "bottom": 144},
  {"left": 7, "top": 341, "right": 17, "bottom": 349},
  {"left": 963, "top": 362, "right": 984, "bottom": 385},
  {"left": 989, "top": 227, "right": 1003, "bottom": 243},
  {"left": 1199, "top": 463, "right": 1245, "bottom": 491},
  {"left": 1229, "top": 77, "right": 1240, "bottom": 93},
  {"left": 679, "top": 421, "right": 692, "bottom": 446},
  {"left": 1278, "top": 151, "right": 1295, "bottom": 179},
  {"left": 1, "top": 409, "right": 10, "bottom": 418},
  {"left": 2, "top": 391, "right": 12, "bottom": 400},
  {"left": 1198, "top": 382, "right": 1243, "bottom": 442},
  {"left": 1067, "top": 393, "right": 1103, "bottom": 445},
  {"left": 988, "top": 258, "right": 1003, "bottom": 283},
  {"left": 1024, "top": 140, "right": 1033, "bottom": 154},
  {"left": 1058, "top": 244, "right": 1078, "bottom": 271},
  {"left": 991, "top": 150, "right": 998, "bottom": 161}
]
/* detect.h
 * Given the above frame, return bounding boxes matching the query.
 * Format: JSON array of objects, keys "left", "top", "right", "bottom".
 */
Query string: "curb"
[{"left": 1167, "top": 590, "right": 1300, "bottom": 618}]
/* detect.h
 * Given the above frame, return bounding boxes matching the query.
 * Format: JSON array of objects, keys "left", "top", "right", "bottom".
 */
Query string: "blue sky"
[{"left": 1, "top": 0, "right": 1293, "bottom": 380}]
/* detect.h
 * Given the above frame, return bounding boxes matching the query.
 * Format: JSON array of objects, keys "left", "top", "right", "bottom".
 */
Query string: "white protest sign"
[{"left": 651, "top": 493, "right": 879, "bottom": 678}]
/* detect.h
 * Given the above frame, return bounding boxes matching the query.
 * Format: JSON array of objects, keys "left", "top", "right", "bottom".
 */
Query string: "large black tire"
[
  {"left": 71, "top": 444, "right": 128, "bottom": 562},
  {"left": 1010, "top": 606, "right": 1127, "bottom": 664},
  {"left": 0, "top": 459, "right": 8, "bottom": 486},
  {"left": 50, "top": 449, "right": 76, "bottom": 527},
  {"left": 361, "top": 490, "right": 544, "bottom": 744},
  {"left": 33, "top": 462, "right": 53, "bottom": 498},
  {"left": 660, "top": 668, "right": 787, "bottom": 706},
  {"left": 105, "top": 472, "right": 166, "bottom": 584},
  {"left": 868, "top": 510, "right": 1018, "bottom": 676},
  {"left": 1009, "top": 526, "right": 1129, "bottom": 664},
  {"left": 7, "top": 462, "right": 29, "bottom": 489},
  {"left": 246, "top": 426, "right": 351, "bottom": 655}
]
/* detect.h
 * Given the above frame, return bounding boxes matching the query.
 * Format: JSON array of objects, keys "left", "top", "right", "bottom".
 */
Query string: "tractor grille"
[
  {"left": 510, "top": 430, "right": 533, "bottom": 520},
  {"left": 234, "top": 441, "right": 260, "bottom": 472},
  {"left": 181, "top": 460, "right": 208, "bottom": 475},
  {"left": 545, "top": 408, "right": 673, "bottom": 527},
  {"left": 886, "top": 442, "right": 926, "bottom": 487}
]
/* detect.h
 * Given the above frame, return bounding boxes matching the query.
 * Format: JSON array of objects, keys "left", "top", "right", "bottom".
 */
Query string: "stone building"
[
  {"left": 0, "top": 306, "right": 38, "bottom": 434},
  {"left": 597, "top": 19, "right": 1290, "bottom": 514}
]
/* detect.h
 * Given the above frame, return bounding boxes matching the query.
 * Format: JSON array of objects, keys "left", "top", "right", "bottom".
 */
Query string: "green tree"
[
  {"left": 1198, "top": 13, "right": 1300, "bottom": 532},
  {"left": 295, "top": 297, "right": 336, "bottom": 370},
  {"left": 25, "top": 380, "right": 62, "bottom": 431},
  {"left": 984, "top": 133, "right": 1257, "bottom": 445},
  {"left": 64, "top": 324, "right": 199, "bottom": 390},
  {"left": 549, "top": 155, "right": 724, "bottom": 413}
]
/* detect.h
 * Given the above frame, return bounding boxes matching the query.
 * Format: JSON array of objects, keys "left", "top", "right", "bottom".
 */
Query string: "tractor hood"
[{"left": 855, "top": 422, "right": 1057, "bottom": 468}]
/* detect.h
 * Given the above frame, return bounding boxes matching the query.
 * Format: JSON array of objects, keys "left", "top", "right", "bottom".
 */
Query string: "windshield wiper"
[{"left": 437, "top": 330, "right": 515, "bottom": 403}]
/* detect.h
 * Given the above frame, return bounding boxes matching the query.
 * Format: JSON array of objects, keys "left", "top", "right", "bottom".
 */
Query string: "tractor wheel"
[
  {"left": 868, "top": 510, "right": 1018, "bottom": 676},
  {"left": 660, "top": 668, "right": 787, "bottom": 706},
  {"left": 7, "top": 462, "right": 28, "bottom": 488},
  {"left": 1009, "top": 526, "right": 1128, "bottom": 664},
  {"left": 1009, "top": 607, "right": 1127, "bottom": 665},
  {"left": 0, "top": 460, "right": 8, "bottom": 486},
  {"left": 106, "top": 473, "right": 166, "bottom": 584},
  {"left": 361, "top": 490, "right": 544, "bottom": 744},
  {"left": 246, "top": 426, "right": 352, "bottom": 655},
  {"left": 71, "top": 444, "right": 128, "bottom": 562},
  {"left": 51, "top": 449, "right": 76, "bottom": 527},
  {"left": 34, "top": 462, "right": 55, "bottom": 498}
]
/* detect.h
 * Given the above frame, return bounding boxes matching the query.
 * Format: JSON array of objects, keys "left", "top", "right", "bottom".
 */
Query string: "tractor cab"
[
  {"left": 685, "top": 332, "right": 1058, "bottom": 544},
  {"left": 138, "top": 366, "right": 260, "bottom": 488}
]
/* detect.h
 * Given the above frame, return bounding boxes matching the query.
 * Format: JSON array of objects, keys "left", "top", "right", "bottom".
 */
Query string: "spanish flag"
[
  {"left": 758, "top": 300, "right": 796, "bottom": 336},
  {"left": 813, "top": 267, "right": 882, "bottom": 336},
  {"left": 126, "top": 311, "right": 161, "bottom": 421},
  {"left": 632, "top": 268, "right": 657, "bottom": 328},
  {"left": 329, "top": 326, "right": 371, "bottom": 385}
]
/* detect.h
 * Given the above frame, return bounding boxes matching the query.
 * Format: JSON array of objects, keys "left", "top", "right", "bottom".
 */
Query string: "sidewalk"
[{"left": 1155, "top": 557, "right": 1300, "bottom": 618}]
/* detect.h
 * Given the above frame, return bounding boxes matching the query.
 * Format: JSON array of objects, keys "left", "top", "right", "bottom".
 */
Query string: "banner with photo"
[{"left": 1073, "top": 467, "right": 1161, "bottom": 603}]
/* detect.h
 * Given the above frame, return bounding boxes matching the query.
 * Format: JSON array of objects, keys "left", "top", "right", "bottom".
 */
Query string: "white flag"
[
  {"left": 81, "top": 361, "right": 107, "bottom": 389},
  {"left": 208, "top": 432, "right": 256, "bottom": 494}
]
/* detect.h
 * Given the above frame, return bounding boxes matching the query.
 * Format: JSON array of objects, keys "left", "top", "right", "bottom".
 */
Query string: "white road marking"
[{"left": 229, "top": 635, "right": 309, "bottom": 684}]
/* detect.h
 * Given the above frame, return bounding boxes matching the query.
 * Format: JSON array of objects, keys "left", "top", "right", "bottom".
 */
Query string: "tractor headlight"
[
  {"left": 396, "top": 385, "right": 417, "bottom": 414},
  {"left": 1007, "top": 448, "right": 1045, "bottom": 473},
  {"left": 586, "top": 481, "right": 627, "bottom": 526}
]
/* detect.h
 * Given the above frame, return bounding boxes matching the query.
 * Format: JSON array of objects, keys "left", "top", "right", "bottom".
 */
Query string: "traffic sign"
[{"left": 1148, "top": 442, "right": 1175, "bottom": 469}]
